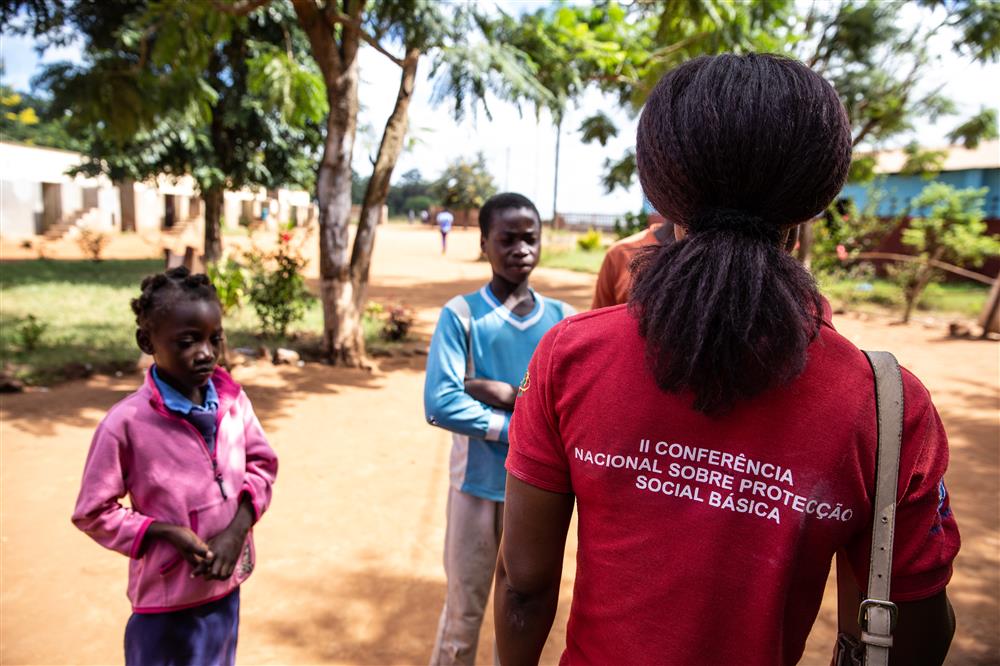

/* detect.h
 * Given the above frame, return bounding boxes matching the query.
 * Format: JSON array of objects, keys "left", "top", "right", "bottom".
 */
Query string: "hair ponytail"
[
  {"left": 630, "top": 214, "right": 823, "bottom": 415},
  {"left": 632, "top": 54, "right": 851, "bottom": 415}
]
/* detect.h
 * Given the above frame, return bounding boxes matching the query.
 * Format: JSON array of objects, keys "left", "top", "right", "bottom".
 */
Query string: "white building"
[{"left": 0, "top": 141, "right": 316, "bottom": 241}]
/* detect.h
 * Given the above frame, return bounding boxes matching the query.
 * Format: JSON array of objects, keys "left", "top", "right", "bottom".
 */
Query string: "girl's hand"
[
  {"left": 193, "top": 497, "right": 255, "bottom": 580},
  {"left": 148, "top": 522, "right": 214, "bottom": 568}
]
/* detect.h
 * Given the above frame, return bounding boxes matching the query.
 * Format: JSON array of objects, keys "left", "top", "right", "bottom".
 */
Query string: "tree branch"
[
  {"left": 291, "top": 0, "right": 342, "bottom": 82},
  {"left": 324, "top": 10, "right": 404, "bottom": 67},
  {"left": 212, "top": 0, "right": 273, "bottom": 16}
]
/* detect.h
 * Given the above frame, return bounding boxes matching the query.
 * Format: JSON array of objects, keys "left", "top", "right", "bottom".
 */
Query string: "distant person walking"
[{"left": 437, "top": 209, "right": 455, "bottom": 254}]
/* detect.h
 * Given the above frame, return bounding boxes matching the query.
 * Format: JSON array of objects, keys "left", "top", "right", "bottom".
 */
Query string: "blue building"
[{"left": 840, "top": 140, "right": 1000, "bottom": 219}]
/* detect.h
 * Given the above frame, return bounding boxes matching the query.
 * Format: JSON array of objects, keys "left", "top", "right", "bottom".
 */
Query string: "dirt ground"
[{"left": 1, "top": 224, "right": 997, "bottom": 665}]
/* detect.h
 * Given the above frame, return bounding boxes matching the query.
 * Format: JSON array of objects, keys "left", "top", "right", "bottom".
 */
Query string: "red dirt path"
[{"left": 1, "top": 225, "right": 996, "bottom": 664}]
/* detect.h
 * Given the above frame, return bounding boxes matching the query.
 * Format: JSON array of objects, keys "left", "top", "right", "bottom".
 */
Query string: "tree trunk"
[
  {"left": 203, "top": 185, "right": 224, "bottom": 264},
  {"left": 310, "top": 41, "right": 361, "bottom": 363},
  {"left": 901, "top": 247, "right": 944, "bottom": 323},
  {"left": 351, "top": 49, "right": 421, "bottom": 348},
  {"left": 796, "top": 219, "right": 815, "bottom": 270},
  {"left": 119, "top": 179, "right": 136, "bottom": 232}
]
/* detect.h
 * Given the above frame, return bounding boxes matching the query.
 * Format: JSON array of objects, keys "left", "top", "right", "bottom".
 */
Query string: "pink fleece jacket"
[{"left": 71, "top": 367, "right": 278, "bottom": 613}]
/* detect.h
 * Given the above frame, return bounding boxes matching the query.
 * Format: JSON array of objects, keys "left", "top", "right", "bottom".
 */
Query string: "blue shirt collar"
[{"left": 151, "top": 366, "right": 219, "bottom": 415}]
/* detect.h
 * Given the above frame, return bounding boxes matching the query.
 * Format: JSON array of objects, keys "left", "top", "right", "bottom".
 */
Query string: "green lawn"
[
  {"left": 540, "top": 246, "right": 608, "bottom": 274},
  {"left": 818, "top": 276, "right": 989, "bottom": 319},
  {"left": 0, "top": 259, "right": 389, "bottom": 385}
]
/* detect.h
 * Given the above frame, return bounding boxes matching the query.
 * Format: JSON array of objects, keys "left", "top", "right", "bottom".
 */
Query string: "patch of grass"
[
  {"left": 0, "top": 259, "right": 394, "bottom": 385},
  {"left": 817, "top": 275, "right": 989, "bottom": 319},
  {"left": 540, "top": 246, "right": 607, "bottom": 274}
]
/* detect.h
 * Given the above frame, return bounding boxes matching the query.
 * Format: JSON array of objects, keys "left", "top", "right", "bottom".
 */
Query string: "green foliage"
[
  {"left": 245, "top": 231, "right": 313, "bottom": 338},
  {"left": 899, "top": 142, "right": 947, "bottom": 178},
  {"left": 947, "top": 108, "right": 999, "bottom": 148},
  {"left": 434, "top": 154, "right": 498, "bottom": 210},
  {"left": 613, "top": 211, "right": 649, "bottom": 240},
  {"left": 504, "top": 0, "right": 1000, "bottom": 191},
  {"left": 14, "top": 315, "right": 48, "bottom": 352},
  {"left": 905, "top": 184, "right": 999, "bottom": 265},
  {"left": 361, "top": 300, "right": 414, "bottom": 342},
  {"left": 576, "top": 229, "right": 602, "bottom": 251},
  {"left": 388, "top": 169, "right": 434, "bottom": 215},
  {"left": 602, "top": 149, "right": 637, "bottom": 194},
  {"left": 578, "top": 111, "right": 618, "bottom": 147},
  {"left": 207, "top": 258, "right": 248, "bottom": 315},
  {"left": 540, "top": 244, "right": 607, "bottom": 273},
  {"left": 0, "top": 83, "right": 81, "bottom": 150},
  {"left": 892, "top": 183, "right": 1000, "bottom": 321},
  {"left": 847, "top": 155, "right": 878, "bottom": 184},
  {"left": 31, "top": 2, "right": 321, "bottom": 201},
  {"left": 402, "top": 195, "right": 433, "bottom": 214},
  {"left": 500, "top": 0, "right": 792, "bottom": 185},
  {"left": 811, "top": 190, "right": 898, "bottom": 275}
]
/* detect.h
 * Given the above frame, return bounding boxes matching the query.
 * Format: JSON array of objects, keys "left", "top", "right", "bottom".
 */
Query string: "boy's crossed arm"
[
  {"left": 424, "top": 306, "right": 515, "bottom": 443},
  {"left": 464, "top": 378, "right": 517, "bottom": 412}
]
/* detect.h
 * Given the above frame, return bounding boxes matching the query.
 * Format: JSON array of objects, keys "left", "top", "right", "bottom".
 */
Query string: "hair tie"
[{"left": 690, "top": 208, "right": 782, "bottom": 243}]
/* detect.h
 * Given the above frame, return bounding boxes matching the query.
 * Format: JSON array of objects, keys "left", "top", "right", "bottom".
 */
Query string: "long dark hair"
[{"left": 630, "top": 54, "right": 851, "bottom": 415}]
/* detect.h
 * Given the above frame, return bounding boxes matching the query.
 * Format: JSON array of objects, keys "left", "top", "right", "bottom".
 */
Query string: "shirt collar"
[{"left": 151, "top": 366, "right": 219, "bottom": 415}]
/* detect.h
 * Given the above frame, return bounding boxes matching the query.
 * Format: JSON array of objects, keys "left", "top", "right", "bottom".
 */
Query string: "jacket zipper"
[{"left": 152, "top": 403, "right": 228, "bottom": 501}]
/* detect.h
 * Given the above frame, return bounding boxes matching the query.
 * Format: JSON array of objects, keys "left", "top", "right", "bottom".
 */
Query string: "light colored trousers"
[{"left": 429, "top": 487, "right": 504, "bottom": 666}]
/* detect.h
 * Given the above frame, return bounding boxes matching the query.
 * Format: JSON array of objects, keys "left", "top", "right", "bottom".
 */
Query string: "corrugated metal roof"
[{"left": 869, "top": 139, "right": 1000, "bottom": 173}]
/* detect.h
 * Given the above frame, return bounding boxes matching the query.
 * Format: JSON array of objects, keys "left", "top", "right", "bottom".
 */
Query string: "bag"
[{"left": 834, "top": 351, "right": 904, "bottom": 666}]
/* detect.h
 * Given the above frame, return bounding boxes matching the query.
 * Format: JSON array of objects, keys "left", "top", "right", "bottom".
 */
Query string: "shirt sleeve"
[
  {"left": 238, "top": 391, "right": 279, "bottom": 523},
  {"left": 508, "top": 322, "right": 572, "bottom": 494},
  {"left": 71, "top": 419, "right": 156, "bottom": 559},
  {"left": 845, "top": 368, "right": 960, "bottom": 602},
  {"left": 424, "top": 305, "right": 511, "bottom": 443},
  {"left": 591, "top": 249, "right": 619, "bottom": 310}
]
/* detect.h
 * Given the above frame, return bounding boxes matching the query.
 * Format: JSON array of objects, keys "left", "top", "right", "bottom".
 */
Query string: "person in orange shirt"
[{"left": 591, "top": 217, "right": 673, "bottom": 309}]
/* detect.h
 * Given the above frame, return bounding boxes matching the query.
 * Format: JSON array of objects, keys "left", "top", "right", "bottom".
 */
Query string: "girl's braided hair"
[
  {"left": 630, "top": 53, "right": 851, "bottom": 416},
  {"left": 131, "top": 266, "right": 219, "bottom": 330}
]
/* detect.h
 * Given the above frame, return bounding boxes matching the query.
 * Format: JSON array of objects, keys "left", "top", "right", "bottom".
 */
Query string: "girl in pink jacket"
[{"left": 72, "top": 267, "right": 278, "bottom": 666}]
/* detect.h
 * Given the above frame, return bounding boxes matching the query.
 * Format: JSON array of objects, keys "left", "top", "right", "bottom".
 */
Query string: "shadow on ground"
[{"left": 255, "top": 568, "right": 573, "bottom": 665}]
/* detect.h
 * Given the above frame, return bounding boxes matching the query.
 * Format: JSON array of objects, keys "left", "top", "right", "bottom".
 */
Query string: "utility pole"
[{"left": 552, "top": 116, "right": 562, "bottom": 225}]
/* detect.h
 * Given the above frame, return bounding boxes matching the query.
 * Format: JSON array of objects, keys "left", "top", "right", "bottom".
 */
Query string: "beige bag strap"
[
  {"left": 860, "top": 350, "right": 903, "bottom": 665},
  {"left": 836, "top": 351, "right": 904, "bottom": 665}
]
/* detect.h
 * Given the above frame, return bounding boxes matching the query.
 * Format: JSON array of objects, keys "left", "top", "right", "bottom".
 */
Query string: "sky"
[{"left": 2, "top": 4, "right": 998, "bottom": 216}]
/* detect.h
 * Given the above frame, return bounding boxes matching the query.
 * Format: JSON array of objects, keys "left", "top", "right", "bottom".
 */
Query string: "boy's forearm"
[{"left": 464, "top": 378, "right": 518, "bottom": 411}]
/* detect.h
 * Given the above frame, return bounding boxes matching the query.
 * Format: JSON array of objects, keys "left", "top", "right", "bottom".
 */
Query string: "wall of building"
[
  {"left": 840, "top": 168, "right": 1000, "bottom": 219},
  {"left": 0, "top": 141, "right": 117, "bottom": 238}
]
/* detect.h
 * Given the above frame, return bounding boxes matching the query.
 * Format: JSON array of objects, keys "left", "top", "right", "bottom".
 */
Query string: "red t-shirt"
[{"left": 508, "top": 304, "right": 959, "bottom": 666}]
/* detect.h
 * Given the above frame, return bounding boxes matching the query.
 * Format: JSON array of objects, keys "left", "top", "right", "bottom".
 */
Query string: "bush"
[
  {"left": 363, "top": 301, "right": 415, "bottom": 342},
  {"left": 613, "top": 211, "right": 648, "bottom": 240},
  {"left": 402, "top": 195, "right": 433, "bottom": 215},
  {"left": 382, "top": 304, "right": 415, "bottom": 341},
  {"left": 207, "top": 258, "right": 248, "bottom": 315},
  {"left": 76, "top": 228, "right": 111, "bottom": 262},
  {"left": 15, "top": 315, "right": 47, "bottom": 351},
  {"left": 245, "top": 231, "right": 313, "bottom": 338},
  {"left": 576, "top": 229, "right": 602, "bottom": 252}
]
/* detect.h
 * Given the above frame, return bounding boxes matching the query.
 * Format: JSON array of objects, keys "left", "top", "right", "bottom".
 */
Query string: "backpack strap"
[{"left": 859, "top": 350, "right": 905, "bottom": 666}]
